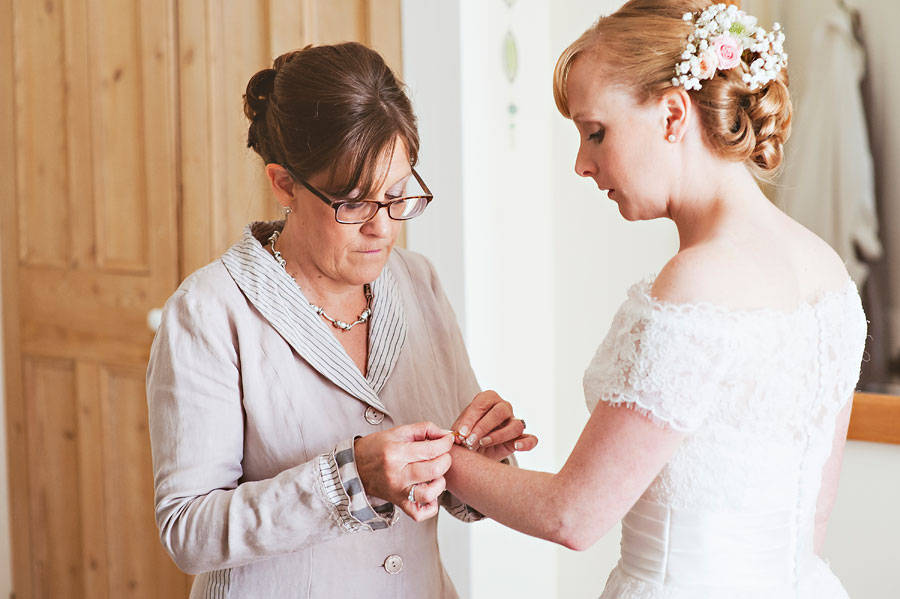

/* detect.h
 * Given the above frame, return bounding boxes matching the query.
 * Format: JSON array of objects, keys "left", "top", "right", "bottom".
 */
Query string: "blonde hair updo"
[{"left": 554, "top": 0, "right": 792, "bottom": 179}]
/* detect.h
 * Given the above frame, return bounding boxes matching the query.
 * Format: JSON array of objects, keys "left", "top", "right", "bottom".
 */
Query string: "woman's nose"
[
  {"left": 361, "top": 205, "right": 393, "bottom": 236},
  {"left": 574, "top": 146, "right": 596, "bottom": 178}
]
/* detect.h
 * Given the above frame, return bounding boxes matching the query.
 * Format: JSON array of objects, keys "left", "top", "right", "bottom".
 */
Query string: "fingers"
[
  {"left": 408, "top": 476, "right": 447, "bottom": 507},
  {"left": 400, "top": 432, "right": 454, "bottom": 463},
  {"left": 451, "top": 390, "right": 513, "bottom": 447},
  {"left": 354, "top": 423, "right": 452, "bottom": 505},
  {"left": 450, "top": 390, "right": 502, "bottom": 439},
  {"left": 405, "top": 452, "right": 452, "bottom": 484},
  {"left": 398, "top": 475, "right": 447, "bottom": 522},
  {"left": 405, "top": 420, "right": 457, "bottom": 442},
  {"left": 382, "top": 421, "right": 454, "bottom": 461},
  {"left": 509, "top": 433, "right": 539, "bottom": 453},
  {"left": 480, "top": 433, "right": 539, "bottom": 461},
  {"left": 401, "top": 495, "right": 441, "bottom": 521},
  {"left": 477, "top": 417, "right": 526, "bottom": 449}
]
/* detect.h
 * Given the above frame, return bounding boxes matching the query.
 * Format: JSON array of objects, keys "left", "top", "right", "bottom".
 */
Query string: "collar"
[{"left": 220, "top": 221, "right": 408, "bottom": 413}]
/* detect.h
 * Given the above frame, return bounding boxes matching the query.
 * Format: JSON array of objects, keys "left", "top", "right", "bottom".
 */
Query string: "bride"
[{"left": 444, "top": 1, "right": 866, "bottom": 597}]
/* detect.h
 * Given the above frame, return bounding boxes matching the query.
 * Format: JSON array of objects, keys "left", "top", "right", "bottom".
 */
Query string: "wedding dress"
[{"left": 583, "top": 276, "right": 866, "bottom": 599}]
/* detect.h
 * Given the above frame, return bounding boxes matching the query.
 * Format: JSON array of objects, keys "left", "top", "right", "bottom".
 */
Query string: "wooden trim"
[
  {"left": 0, "top": 1, "right": 34, "bottom": 596},
  {"left": 848, "top": 392, "right": 900, "bottom": 445}
]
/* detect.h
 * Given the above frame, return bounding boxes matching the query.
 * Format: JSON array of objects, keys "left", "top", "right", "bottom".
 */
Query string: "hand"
[
  {"left": 354, "top": 421, "right": 454, "bottom": 521},
  {"left": 450, "top": 390, "right": 539, "bottom": 461}
]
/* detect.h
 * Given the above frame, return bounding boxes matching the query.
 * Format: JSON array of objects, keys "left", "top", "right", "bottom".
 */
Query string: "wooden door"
[
  {"left": 1, "top": 1, "right": 401, "bottom": 598},
  {"left": 0, "top": 0, "right": 185, "bottom": 597}
]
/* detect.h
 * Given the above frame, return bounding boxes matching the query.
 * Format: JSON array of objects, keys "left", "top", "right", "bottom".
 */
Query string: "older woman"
[{"left": 146, "top": 42, "right": 536, "bottom": 598}]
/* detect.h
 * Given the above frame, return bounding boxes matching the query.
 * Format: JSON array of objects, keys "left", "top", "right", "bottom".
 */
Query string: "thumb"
[{"left": 407, "top": 421, "right": 454, "bottom": 442}]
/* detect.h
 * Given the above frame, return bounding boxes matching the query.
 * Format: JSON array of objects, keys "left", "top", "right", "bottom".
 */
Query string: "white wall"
[
  {"left": 400, "top": 3, "right": 471, "bottom": 591},
  {"left": 404, "top": 1, "right": 558, "bottom": 596},
  {"left": 827, "top": 441, "right": 900, "bottom": 599}
]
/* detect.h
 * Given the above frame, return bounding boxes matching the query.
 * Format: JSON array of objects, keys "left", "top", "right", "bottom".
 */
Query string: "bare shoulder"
[
  {"left": 651, "top": 246, "right": 754, "bottom": 307},
  {"left": 787, "top": 222, "right": 852, "bottom": 295},
  {"left": 653, "top": 219, "right": 852, "bottom": 311}
]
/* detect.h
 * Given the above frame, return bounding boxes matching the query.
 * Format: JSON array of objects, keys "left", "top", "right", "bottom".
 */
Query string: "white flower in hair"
[{"left": 672, "top": 3, "right": 788, "bottom": 92}]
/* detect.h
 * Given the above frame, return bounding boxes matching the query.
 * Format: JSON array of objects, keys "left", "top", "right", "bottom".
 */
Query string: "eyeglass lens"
[{"left": 335, "top": 197, "right": 430, "bottom": 223}]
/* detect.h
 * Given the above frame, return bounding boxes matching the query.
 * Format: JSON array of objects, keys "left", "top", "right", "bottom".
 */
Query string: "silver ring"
[
  {"left": 520, "top": 419, "right": 526, "bottom": 431},
  {"left": 407, "top": 483, "right": 419, "bottom": 504}
]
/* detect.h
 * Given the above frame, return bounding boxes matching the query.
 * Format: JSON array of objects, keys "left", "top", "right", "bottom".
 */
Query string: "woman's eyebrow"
[
  {"left": 386, "top": 171, "right": 412, "bottom": 189},
  {"left": 572, "top": 114, "right": 604, "bottom": 127}
]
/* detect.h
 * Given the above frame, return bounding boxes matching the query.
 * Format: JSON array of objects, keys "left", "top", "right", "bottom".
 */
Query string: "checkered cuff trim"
[{"left": 319, "top": 437, "right": 397, "bottom": 532}]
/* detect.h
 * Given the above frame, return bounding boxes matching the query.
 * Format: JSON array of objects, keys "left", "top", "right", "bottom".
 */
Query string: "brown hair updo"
[
  {"left": 243, "top": 42, "right": 419, "bottom": 198},
  {"left": 553, "top": 0, "right": 792, "bottom": 178}
]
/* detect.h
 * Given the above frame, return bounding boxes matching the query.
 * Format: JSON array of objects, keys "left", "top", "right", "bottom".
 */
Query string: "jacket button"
[
  {"left": 365, "top": 406, "right": 385, "bottom": 425},
  {"left": 383, "top": 554, "right": 403, "bottom": 574}
]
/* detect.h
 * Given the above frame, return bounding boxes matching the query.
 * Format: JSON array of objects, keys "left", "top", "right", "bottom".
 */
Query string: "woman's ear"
[
  {"left": 661, "top": 87, "right": 691, "bottom": 143},
  {"left": 265, "top": 163, "right": 297, "bottom": 210}
]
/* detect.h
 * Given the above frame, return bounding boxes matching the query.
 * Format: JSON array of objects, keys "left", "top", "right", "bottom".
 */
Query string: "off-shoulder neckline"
[{"left": 630, "top": 274, "right": 858, "bottom": 319}]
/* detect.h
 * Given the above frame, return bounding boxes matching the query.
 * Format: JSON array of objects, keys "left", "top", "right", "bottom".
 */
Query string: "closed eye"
[{"left": 588, "top": 128, "right": 605, "bottom": 144}]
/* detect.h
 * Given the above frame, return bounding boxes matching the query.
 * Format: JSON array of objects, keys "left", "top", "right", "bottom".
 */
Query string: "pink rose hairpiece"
[{"left": 672, "top": 3, "right": 787, "bottom": 92}]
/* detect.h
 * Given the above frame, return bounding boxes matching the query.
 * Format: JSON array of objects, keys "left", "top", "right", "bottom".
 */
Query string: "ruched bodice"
[{"left": 583, "top": 277, "right": 867, "bottom": 598}]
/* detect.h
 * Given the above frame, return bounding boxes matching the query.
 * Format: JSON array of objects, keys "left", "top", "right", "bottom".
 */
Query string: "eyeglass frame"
[{"left": 278, "top": 163, "right": 434, "bottom": 224}]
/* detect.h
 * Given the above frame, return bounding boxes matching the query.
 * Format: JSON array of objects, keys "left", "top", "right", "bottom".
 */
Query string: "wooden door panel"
[
  {"left": 314, "top": 0, "right": 366, "bottom": 44},
  {"left": 88, "top": 0, "right": 151, "bottom": 270},
  {"left": 20, "top": 269, "right": 154, "bottom": 363},
  {"left": 23, "top": 357, "right": 84, "bottom": 598},
  {"left": 13, "top": 0, "right": 70, "bottom": 267},
  {"left": 75, "top": 362, "right": 110, "bottom": 599}
]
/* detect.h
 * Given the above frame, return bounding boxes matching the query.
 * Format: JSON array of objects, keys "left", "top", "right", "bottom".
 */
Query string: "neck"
[
  {"left": 270, "top": 227, "right": 363, "bottom": 304},
  {"left": 268, "top": 232, "right": 372, "bottom": 332},
  {"left": 668, "top": 159, "right": 771, "bottom": 250}
]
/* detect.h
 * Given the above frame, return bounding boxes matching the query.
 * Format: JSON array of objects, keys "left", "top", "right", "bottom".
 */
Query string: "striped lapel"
[
  {"left": 221, "top": 223, "right": 405, "bottom": 414},
  {"left": 366, "top": 263, "right": 408, "bottom": 394}
]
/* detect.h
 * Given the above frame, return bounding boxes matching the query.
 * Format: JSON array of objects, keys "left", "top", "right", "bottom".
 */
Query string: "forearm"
[
  {"left": 444, "top": 402, "right": 685, "bottom": 551},
  {"left": 444, "top": 446, "right": 575, "bottom": 546},
  {"left": 155, "top": 449, "right": 369, "bottom": 574}
]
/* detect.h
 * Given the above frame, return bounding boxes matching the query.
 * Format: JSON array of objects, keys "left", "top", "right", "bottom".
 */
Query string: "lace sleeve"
[{"left": 583, "top": 290, "right": 727, "bottom": 433}]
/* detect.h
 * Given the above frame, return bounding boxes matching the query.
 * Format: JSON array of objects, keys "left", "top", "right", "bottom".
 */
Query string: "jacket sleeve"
[
  {"left": 416, "top": 256, "right": 518, "bottom": 523},
  {"left": 146, "top": 286, "right": 394, "bottom": 575}
]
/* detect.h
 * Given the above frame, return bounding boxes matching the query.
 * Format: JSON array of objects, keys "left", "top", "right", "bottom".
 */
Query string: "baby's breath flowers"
[{"left": 672, "top": 3, "right": 787, "bottom": 92}]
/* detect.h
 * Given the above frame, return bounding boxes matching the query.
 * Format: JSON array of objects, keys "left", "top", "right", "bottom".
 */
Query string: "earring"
[
  {"left": 283, "top": 206, "right": 293, "bottom": 216},
  {"left": 667, "top": 134, "right": 677, "bottom": 143}
]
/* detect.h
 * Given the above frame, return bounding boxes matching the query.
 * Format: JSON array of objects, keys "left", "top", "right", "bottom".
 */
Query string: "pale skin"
[
  {"left": 446, "top": 54, "right": 853, "bottom": 552},
  {"left": 263, "top": 139, "right": 536, "bottom": 521}
]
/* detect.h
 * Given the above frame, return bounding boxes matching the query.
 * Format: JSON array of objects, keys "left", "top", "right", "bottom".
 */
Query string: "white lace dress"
[{"left": 583, "top": 276, "right": 867, "bottom": 599}]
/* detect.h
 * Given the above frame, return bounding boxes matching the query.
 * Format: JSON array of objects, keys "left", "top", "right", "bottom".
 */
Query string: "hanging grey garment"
[{"left": 777, "top": 9, "right": 882, "bottom": 287}]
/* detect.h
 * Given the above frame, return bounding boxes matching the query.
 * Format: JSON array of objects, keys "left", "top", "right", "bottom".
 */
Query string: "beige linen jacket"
[{"left": 147, "top": 223, "right": 484, "bottom": 599}]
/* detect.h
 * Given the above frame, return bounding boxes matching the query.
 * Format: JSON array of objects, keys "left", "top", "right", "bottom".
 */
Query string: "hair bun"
[{"left": 243, "top": 68, "right": 277, "bottom": 122}]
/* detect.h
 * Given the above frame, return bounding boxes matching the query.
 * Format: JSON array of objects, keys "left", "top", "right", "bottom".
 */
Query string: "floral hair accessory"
[{"left": 671, "top": 3, "right": 787, "bottom": 92}]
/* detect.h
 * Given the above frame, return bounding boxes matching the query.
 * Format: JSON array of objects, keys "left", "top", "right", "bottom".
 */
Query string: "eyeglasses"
[{"left": 281, "top": 164, "right": 434, "bottom": 224}]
